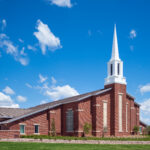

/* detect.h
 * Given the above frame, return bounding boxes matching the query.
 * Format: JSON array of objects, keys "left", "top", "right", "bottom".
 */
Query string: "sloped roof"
[
  {"left": 0, "top": 108, "right": 31, "bottom": 118},
  {"left": 0, "top": 88, "right": 112, "bottom": 125}
]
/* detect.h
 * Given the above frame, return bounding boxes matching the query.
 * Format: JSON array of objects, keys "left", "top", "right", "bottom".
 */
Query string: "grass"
[
  {"left": 0, "top": 142, "right": 150, "bottom": 150},
  {"left": 21, "top": 135, "right": 150, "bottom": 141}
]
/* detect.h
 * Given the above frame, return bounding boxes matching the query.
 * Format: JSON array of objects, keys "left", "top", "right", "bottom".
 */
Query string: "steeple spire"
[
  {"left": 104, "top": 25, "right": 126, "bottom": 86},
  {"left": 111, "top": 24, "right": 120, "bottom": 61}
]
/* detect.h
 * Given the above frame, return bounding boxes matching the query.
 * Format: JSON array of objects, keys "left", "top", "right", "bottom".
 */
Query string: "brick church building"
[{"left": 0, "top": 25, "right": 141, "bottom": 138}]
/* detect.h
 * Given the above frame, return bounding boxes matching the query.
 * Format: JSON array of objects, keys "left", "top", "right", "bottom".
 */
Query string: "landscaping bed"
[{"left": 21, "top": 135, "right": 150, "bottom": 141}]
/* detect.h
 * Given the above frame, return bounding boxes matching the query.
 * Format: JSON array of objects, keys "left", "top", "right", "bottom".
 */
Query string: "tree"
[
  {"left": 51, "top": 118, "right": 56, "bottom": 136},
  {"left": 133, "top": 125, "right": 139, "bottom": 135},
  {"left": 83, "top": 123, "right": 92, "bottom": 136}
]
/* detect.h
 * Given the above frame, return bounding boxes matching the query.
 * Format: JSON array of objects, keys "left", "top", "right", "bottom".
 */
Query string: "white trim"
[
  {"left": 102, "top": 100, "right": 108, "bottom": 103},
  {"left": 19, "top": 123, "right": 26, "bottom": 125},
  {"left": 103, "top": 101, "right": 107, "bottom": 128},
  {"left": 93, "top": 104, "right": 100, "bottom": 107},
  {"left": 75, "top": 130, "right": 83, "bottom": 132},
  {"left": 131, "top": 107, "right": 135, "bottom": 110},
  {"left": 76, "top": 109, "right": 84, "bottom": 112},
  {"left": 50, "top": 111, "right": 55, "bottom": 114},
  {"left": 126, "top": 103, "right": 128, "bottom": 132},
  {"left": 118, "top": 94, "right": 123, "bottom": 132},
  {"left": 92, "top": 130, "right": 101, "bottom": 132}
]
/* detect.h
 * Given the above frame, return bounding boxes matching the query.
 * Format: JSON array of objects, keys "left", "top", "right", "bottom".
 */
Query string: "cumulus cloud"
[
  {"left": 45, "top": 85, "right": 79, "bottom": 101},
  {"left": 139, "top": 84, "right": 150, "bottom": 94},
  {"left": 17, "top": 95, "right": 27, "bottom": 102},
  {"left": 0, "top": 33, "right": 28, "bottom": 66},
  {"left": 1, "top": 19, "right": 6, "bottom": 30},
  {"left": 39, "top": 74, "right": 48, "bottom": 83},
  {"left": 140, "top": 98, "right": 150, "bottom": 113},
  {"left": 18, "top": 38, "right": 24, "bottom": 43},
  {"left": 51, "top": 76, "right": 57, "bottom": 85},
  {"left": 33, "top": 75, "right": 79, "bottom": 101},
  {"left": 27, "top": 45, "right": 36, "bottom": 51},
  {"left": 34, "top": 20, "right": 62, "bottom": 55},
  {"left": 3, "top": 86, "right": 15, "bottom": 95},
  {"left": 40, "top": 100, "right": 48, "bottom": 104},
  {"left": 25, "top": 83, "right": 33, "bottom": 88},
  {"left": 49, "top": 0, "right": 72, "bottom": 8},
  {"left": 0, "top": 92, "right": 19, "bottom": 108},
  {"left": 129, "top": 29, "right": 136, "bottom": 39},
  {"left": 140, "top": 98, "right": 150, "bottom": 124}
]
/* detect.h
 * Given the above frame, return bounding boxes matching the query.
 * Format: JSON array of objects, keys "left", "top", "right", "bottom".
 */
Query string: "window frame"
[
  {"left": 20, "top": 124, "right": 25, "bottom": 134},
  {"left": 66, "top": 109, "right": 74, "bottom": 132},
  {"left": 34, "top": 124, "right": 39, "bottom": 134}
]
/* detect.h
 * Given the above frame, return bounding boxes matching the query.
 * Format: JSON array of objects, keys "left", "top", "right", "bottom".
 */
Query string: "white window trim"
[
  {"left": 118, "top": 94, "right": 123, "bottom": 132},
  {"left": 126, "top": 103, "right": 128, "bottom": 132},
  {"left": 34, "top": 124, "right": 39, "bottom": 134},
  {"left": 103, "top": 101, "right": 107, "bottom": 128},
  {"left": 20, "top": 124, "right": 25, "bottom": 135}
]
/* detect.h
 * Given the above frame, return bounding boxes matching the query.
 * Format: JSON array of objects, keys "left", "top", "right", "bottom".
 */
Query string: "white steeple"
[
  {"left": 105, "top": 25, "right": 126, "bottom": 85},
  {"left": 111, "top": 24, "right": 120, "bottom": 61}
]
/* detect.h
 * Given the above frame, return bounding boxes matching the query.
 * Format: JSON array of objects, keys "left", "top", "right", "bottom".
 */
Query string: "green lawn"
[
  {"left": 21, "top": 135, "right": 150, "bottom": 141},
  {"left": 0, "top": 142, "right": 150, "bottom": 150}
]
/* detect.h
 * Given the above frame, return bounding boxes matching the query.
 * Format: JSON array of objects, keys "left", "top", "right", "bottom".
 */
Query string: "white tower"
[{"left": 105, "top": 25, "right": 126, "bottom": 85}]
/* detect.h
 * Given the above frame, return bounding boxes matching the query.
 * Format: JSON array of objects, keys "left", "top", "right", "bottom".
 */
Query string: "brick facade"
[{"left": 0, "top": 83, "right": 140, "bottom": 138}]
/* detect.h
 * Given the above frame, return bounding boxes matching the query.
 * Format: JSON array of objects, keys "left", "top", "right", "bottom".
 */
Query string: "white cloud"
[
  {"left": 129, "top": 29, "right": 136, "bottom": 39},
  {"left": 20, "top": 47, "right": 27, "bottom": 56},
  {"left": 50, "top": 0, "right": 72, "bottom": 8},
  {"left": 139, "top": 84, "right": 150, "bottom": 94},
  {"left": 0, "top": 92, "right": 19, "bottom": 108},
  {"left": 140, "top": 98, "right": 150, "bottom": 125},
  {"left": 40, "top": 100, "right": 48, "bottom": 104},
  {"left": 140, "top": 98, "right": 150, "bottom": 113},
  {"left": 18, "top": 38, "right": 24, "bottom": 43},
  {"left": 45, "top": 85, "right": 79, "bottom": 101},
  {"left": 25, "top": 83, "right": 33, "bottom": 88},
  {"left": 34, "top": 20, "right": 62, "bottom": 55},
  {"left": 3, "top": 86, "right": 15, "bottom": 95},
  {"left": 0, "top": 33, "right": 29, "bottom": 66},
  {"left": 130, "top": 45, "right": 134, "bottom": 51},
  {"left": 1, "top": 19, "right": 6, "bottom": 30},
  {"left": 51, "top": 76, "right": 57, "bottom": 84},
  {"left": 17, "top": 95, "right": 27, "bottom": 102},
  {"left": 27, "top": 45, "right": 36, "bottom": 51},
  {"left": 39, "top": 74, "right": 48, "bottom": 83}
]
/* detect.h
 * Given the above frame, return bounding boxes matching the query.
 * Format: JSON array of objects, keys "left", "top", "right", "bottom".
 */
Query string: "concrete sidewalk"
[{"left": 0, "top": 138, "right": 150, "bottom": 144}]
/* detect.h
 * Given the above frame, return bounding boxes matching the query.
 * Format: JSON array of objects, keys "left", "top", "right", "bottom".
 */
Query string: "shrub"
[
  {"left": 83, "top": 123, "right": 92, "bottom": 136},
  {"left": 102, "top": 126, "right": 108, "bottom": 138},
  {"left": 133, "top": 126, "right": 139, "bottom": 134},
  {"left": 51, "top": 118, "right": 56, "bottom": 136}
]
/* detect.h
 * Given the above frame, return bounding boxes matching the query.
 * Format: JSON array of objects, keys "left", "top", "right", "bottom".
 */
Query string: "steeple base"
[{"left": 104, "top": 76, "right": 127, "bottom": 86}]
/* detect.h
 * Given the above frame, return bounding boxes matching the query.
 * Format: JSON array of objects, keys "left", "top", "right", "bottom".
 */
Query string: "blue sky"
[{"left": 0, "top": 0, "right": 150, "bottom": 124}]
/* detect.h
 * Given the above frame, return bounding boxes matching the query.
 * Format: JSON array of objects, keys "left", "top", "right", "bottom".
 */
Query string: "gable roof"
[{"left": 0, "top": 88, "right": 112, "bottom": 125}]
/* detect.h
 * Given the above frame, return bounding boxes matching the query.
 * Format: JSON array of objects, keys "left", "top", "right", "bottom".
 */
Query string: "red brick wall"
[
  {"left": 0, "top": 130, "right": 20, "bottom": 138},
  {"left": 0, "top": 83, "right": 140, "bottom": 138}
]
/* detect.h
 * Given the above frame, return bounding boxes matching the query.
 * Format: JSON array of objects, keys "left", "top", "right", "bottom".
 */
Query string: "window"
[
  {"left": 118, "top": 63, "right": 120, "bottom": 75},
  {"left": 34, "top": 125, "right": 39, "bottom": 134},
  {"left": 139, "top": 127, "right": 142, "bottom": 134},
  {"left": 118, "top": 94, "right": 123, "bottom": 132},
  {"left": 66, "top": 109, "right": 73, "bottom": 132},
  {"left": 110, "top": 64, "right": 113, "bottom": 76},
  {"left": 20, "top": 125, "right": 25, "bottom": 134},
  {"left": 103, "top": 102, "right": 107, "bottom": 128}
]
